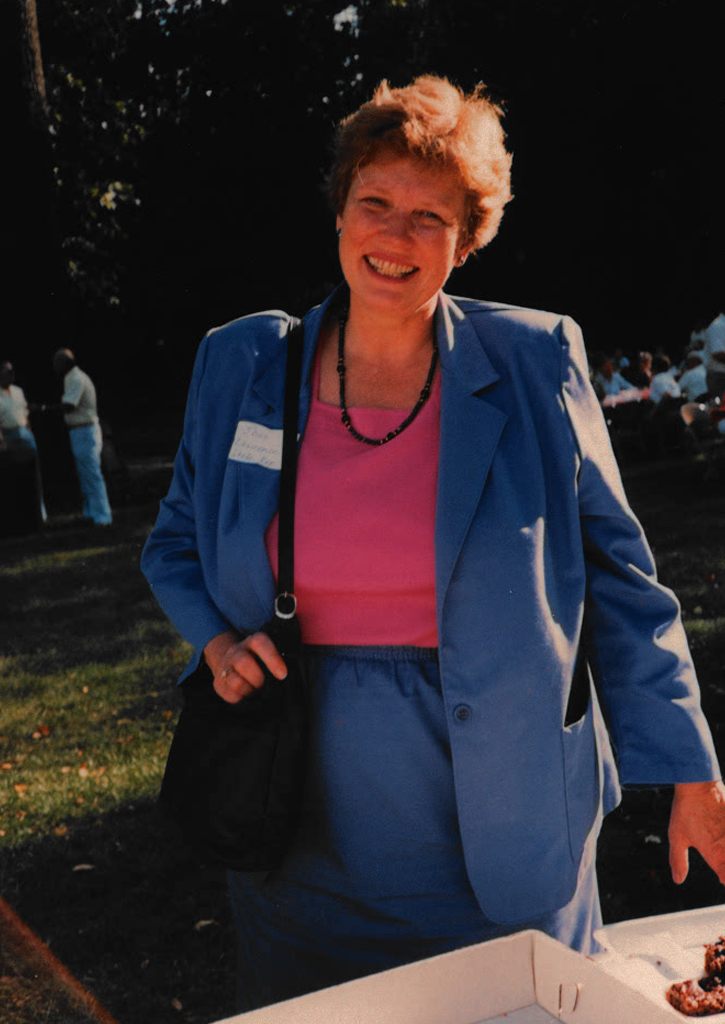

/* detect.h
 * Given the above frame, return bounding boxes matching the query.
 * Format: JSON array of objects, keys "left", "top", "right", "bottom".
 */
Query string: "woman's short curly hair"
[{"left": 327, "top": 75, "right": 513, "bottom": 252}]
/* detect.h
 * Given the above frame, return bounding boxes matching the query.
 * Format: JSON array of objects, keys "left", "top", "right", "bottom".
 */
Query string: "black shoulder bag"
[{"left": 159, "top": 319, "right": 307, "bottom": 871}]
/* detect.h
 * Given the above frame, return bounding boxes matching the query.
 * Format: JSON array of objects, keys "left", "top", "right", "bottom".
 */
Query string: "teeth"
[{"left": 367, "top": 256, "right": 416, "bottom": 278}]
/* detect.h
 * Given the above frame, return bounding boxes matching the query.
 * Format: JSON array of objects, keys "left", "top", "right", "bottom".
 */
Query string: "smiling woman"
[{"left": 140, "top": 74, "right": 725, "bottom": 1014}]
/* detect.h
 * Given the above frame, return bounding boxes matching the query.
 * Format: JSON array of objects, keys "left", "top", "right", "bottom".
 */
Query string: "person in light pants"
[{"left": 52, "top": 348, "right": 112, "bottom": 526}]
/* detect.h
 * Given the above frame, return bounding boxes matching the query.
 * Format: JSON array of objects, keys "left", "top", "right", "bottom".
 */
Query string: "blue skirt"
[{"left": 229, "top": 646, "right": 602, "bottom": 1011}]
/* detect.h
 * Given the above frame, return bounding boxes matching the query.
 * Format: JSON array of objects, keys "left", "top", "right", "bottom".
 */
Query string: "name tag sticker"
[{"left": 228, "top": 421, "right": 282, "bottom": 470}]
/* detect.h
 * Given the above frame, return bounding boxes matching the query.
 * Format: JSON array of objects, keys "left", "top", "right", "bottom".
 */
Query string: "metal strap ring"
[{"left": 275, "top": 592, "right": 297, "bottom": 620}]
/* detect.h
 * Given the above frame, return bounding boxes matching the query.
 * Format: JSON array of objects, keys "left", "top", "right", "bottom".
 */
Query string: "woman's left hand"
[{"left": 668, "top": 780, "right": 725, "bottom": 885}]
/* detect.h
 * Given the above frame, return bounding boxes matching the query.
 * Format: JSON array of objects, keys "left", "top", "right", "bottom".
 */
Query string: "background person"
[
  {"left": 0, "top": 360, "right": 46, "bottom": 532},
  {"left": 648, "top": 354, "right": 682, "bottom": 405},
  {"left": 701, "top": 312, "right": 725, "bottom": 400},
  {"left": 622, "top": 349, "right": 653, "bottom": 388},
  {"left": 0, "top": 361, "right": 39, "bottom": 454},
  {"left": 589, "top": 350, "right": 637, "bottom": 401},
  {"left": 51, "top": 348, "right": 112, "bottom": 526},
  {"left": 141, "top": 75, "right": 725, "bottom": 1012},
  {"left": 677, "top": 352, "right": 708, "bottom": 402}
]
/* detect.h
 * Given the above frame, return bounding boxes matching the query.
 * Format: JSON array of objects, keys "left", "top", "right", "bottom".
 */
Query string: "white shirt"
[
  {"left": 62, "top": 366, "right": 99, "bottom": 427},
  {"left": 703, "top": 313, "right": 725, "bottom": 374},
  {"left": 0, "top": 384, "right": 29, "bottom": 429},
  {"left": 677, "top": 364, "right": 708, "bottom": 401},
  {"left": 649, "top": 370, "right": 681, "bottom": 404},
  {"left": 593, "top": 370, "right": 635, "bottom": 397}
]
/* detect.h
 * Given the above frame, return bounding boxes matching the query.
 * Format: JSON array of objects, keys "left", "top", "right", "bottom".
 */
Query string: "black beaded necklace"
[{"left": 336, "top": 307, "right": 439, "bottom": 447}]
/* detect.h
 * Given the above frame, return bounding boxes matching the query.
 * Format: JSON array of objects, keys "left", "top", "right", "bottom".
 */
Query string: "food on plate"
[
  {"left": 667, "top": 976, "right": 725, "bottom": 1016},
  {"left": 666, "top": 936, "right": 725, "bottom": 1016},
  {"left": 705, "top": 939, "right": 725, "bottom": 978}
]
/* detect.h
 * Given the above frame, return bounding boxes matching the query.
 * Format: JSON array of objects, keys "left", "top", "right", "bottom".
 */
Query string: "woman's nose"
[{"left": 381, "top": 209, "right": 414, "bottom": 238}]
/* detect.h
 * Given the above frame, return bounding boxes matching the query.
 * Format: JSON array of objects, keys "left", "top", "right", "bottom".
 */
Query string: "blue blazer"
[{"left": 141, "top": 289, "right": 720, "bottom": 924}]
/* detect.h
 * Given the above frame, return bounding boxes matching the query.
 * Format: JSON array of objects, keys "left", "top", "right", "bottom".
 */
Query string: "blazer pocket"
[{"left": 564, "top": 645, "right": 591, "bottom": 727}]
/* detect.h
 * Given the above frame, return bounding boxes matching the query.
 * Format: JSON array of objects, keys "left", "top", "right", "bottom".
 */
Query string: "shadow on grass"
[
  {"left": 0, "top": 509, "right": 175, "bottom": 675},
  {"left": 0, "top": 800, "right": 237, "bottom": 1024}
]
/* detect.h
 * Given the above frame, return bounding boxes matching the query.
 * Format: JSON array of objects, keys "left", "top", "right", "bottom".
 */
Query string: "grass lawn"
[{"left": 1, "top": 452, "right": 724, "bottom": 1023}]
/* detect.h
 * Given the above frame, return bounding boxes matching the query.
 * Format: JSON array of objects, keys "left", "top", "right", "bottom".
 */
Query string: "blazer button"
[{"left": 453, "top": 704, "right": 472, "bottom": 722}]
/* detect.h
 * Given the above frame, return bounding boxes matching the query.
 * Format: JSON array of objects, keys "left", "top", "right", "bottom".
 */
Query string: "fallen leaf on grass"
[
  {"left": 78, "top": 765, "right": 89, "bottom": 779},
  {"left": 1, "top": 762, "right": 13, "bottom": 771},
  {"left": 162, "top": 709, "right": 174, "bottom": 720},
  {"left": 53, "top": 825, "right": 69, "bottom": 837},
  {"left": 72, "top": 863, "right": 95, "bottom": 872},
  {"left": 13, "top": 784, "right": 27, "bottom": 796},
  {"left": 60, "top": 766, "right": 72, "bottom": 774},
  {"left": 31, "top": 724, "right": 51, "bottom": 740},
  {"left": 193, "top": 919, "right": 218, "bottom": 931}
]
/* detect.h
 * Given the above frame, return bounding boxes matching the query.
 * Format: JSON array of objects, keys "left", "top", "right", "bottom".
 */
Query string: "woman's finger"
[
  {"left": 669, "top": 834, "right": 689, "bottom": 885},
  {"left": 214, "top": 665, "right": 256, "bottom": 704},
  {"left": 241, "top": 632, "right": 288, "bottom": 680}
]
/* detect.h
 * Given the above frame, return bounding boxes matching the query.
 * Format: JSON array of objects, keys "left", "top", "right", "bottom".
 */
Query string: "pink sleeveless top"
[{"left": 265, "top": 351, "right": 440, "bottom": 646}]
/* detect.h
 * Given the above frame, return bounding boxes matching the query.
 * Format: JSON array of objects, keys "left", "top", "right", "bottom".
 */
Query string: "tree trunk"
[
  {"left": 3, "top": 0, "right": 68, "bottom": 365},
  {"left": 19, "top": 0, "right": 50, "bottom": 126}
]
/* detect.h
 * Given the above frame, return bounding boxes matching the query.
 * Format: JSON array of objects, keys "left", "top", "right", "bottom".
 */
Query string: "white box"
[
  {"left": 594, "top": 904, "right": 725, "bottom": 1020},
  {"left": 213, "top": 929, "right": 678, "bottom": 1024}
]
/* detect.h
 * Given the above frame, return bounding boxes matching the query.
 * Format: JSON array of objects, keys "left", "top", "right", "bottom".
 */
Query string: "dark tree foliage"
[{"left": 7, "top": 0, "right": 724, "bottom": 422}]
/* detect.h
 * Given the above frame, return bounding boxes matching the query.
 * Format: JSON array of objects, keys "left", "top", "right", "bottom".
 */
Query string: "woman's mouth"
[{"left": 364, "top": 255, "right": 418, "bottom": 279}]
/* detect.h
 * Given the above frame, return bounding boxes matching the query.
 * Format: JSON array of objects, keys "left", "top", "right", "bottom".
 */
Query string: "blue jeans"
[{"left": 69, "top": 423, "right": 112, "bottom": 525}]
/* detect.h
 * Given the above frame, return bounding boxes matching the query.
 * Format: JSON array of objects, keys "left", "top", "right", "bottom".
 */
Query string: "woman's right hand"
[{"left": 203, "top": 630, "right": 288, "bottom": 703}]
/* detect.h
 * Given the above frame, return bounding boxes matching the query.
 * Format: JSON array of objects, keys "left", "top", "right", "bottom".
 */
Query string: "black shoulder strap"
[{"left": 275, "top": 318, "right": 304, "bottom": 618}]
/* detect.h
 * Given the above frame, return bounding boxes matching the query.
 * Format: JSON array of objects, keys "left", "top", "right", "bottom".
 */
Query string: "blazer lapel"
[{"left": 435, "top": 294, "right": 509, "bottom": 625}]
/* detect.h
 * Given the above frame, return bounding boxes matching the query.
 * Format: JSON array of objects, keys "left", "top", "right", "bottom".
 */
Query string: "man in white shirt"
[
  {"left": 52, "top": 349, "right": 112, "bottom": 526},
  {"left": 702, "top": 313, "right": 725, "bottom": 399},
  {"left": 677, "top": 353, "right": 708, "bottom": 402},
  {"left": 648, "top": 355, "right": 682, "bottom": 405}
]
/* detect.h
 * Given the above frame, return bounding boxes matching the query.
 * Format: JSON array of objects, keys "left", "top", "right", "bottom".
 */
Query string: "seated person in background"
[
  {"left": 590, "top": 351, "right": 637, "bottom": 400},
  {"left": 649, "top": 355, "right": 682, "bottom": 405},
  {"left": 612, "top": 346, "right": 630, "bottom": 370},
  {"left": 644, "top": 355, "right": 687, "bottom": 457},
  {"left": 622, "top": 349, "right": 653, "bottom": 388},
  {"left": 677, "top": 353, "right": 708, "bottom": 402}
]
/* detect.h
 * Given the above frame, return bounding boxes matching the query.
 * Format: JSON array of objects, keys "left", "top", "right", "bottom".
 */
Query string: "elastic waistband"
[{"left": 303, "top": 644, "right": 438, "bottom": 663}]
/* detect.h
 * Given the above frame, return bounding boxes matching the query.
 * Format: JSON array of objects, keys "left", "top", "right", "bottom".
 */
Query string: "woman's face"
[{"left": 336, "top": 151, "right": 469, "bottom": 322}]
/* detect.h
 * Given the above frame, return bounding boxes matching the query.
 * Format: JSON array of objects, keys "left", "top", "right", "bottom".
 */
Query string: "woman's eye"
[
  {"left": 417, "top": 210, "right": 444, "bottom": 223},
  {"left": 361, "top": 196, "right": 386, "bottom": 208}
]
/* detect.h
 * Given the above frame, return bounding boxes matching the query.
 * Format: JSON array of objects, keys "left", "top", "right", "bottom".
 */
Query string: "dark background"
[{"left": 4, "top": 0, "right": 724, "bottom": 462}]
